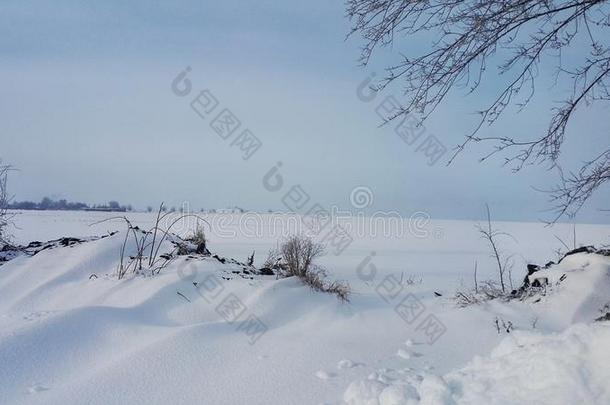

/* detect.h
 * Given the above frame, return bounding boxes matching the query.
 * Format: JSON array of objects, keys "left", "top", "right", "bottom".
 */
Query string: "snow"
[
  {"left": 338, "top": 359, "right": 359, "bottom": 370},
  {"left": 0, "top": 210, "right": 609, "bottom": 404},
  {"left": 342, "top": 250, "right": 610, "bottom": 405},
  {"left": 525, "top": 253, "right": 610, "bottom": 326},
  {"left": 345, "top": 323, "right": 610, "bottom": 405}
]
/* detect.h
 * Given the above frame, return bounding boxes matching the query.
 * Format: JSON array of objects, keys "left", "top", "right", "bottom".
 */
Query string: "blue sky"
[{"left": 1, "top": 0, "right": 609, "bottom": 223}]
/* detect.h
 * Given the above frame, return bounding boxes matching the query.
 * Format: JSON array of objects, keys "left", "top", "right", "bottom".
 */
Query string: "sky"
[{"left": 1, "top": 0, "right": 609, "bottom": 223}]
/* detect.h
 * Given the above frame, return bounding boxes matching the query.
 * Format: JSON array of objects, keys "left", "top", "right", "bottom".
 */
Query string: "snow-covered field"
[{"left": 1, "top": 210, "right": 609, "bottom": 404}]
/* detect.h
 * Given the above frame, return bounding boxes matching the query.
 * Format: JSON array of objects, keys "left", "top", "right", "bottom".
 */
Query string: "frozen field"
[{"left": 1, "top": 210, "right": 609, "bottom": 404}]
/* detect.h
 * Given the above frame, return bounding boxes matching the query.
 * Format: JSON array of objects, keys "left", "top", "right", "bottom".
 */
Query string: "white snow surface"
[
  {"left": 1, "top": 210, "right": 609, "bottom": 404},
  {"left": 344, "top": 323, "right": 610, "bottom": 405}
]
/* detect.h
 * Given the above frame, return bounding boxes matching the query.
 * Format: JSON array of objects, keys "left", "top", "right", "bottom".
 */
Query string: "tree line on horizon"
[{"left": 7, "top": 197, "right": 133, "bottom": 212}]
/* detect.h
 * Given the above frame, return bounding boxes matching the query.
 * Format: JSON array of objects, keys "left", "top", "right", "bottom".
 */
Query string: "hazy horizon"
[{"left": 3, "top": 0, "right": 609, "bottom": 223}]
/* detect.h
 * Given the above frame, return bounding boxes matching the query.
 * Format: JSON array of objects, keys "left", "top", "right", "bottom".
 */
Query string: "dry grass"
[
  {"left": 93, "top": 203, "right": 210, "bottom": 279},
  {"left": 324, "top": 280, "right": 351, "bottom": 302},
  {"left": 184, "top": 222, "right": 208, "bottom": 254},
  {"left": 277, "top": 235, "right": 351, "bottom": 302},
  {"left": 454, "top": 280, "right": 506, "bottom": 307}
]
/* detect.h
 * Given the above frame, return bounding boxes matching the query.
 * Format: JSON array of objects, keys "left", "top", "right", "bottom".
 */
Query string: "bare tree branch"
[{"left": 347, "top": 0, "right": 610, "bottom": 220}]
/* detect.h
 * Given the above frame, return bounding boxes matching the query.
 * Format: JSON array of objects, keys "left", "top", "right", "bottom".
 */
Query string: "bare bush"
[
  {"left": 280, "top": 235, "right": 325, "bottom": 278},
  {"left": 296, "top": 265, "right": 351, "bottom": 303},
  {"left": 298, "top": 265, "right": 326, "bottom": 290},
  {"left": 278, "top": 235, "right": 351, "bottom": 302},
  {"left": 262, "top": 246, "right": 284, "bottom": 271},
  {"left": 324, "top": 280, "right": 351, "bottom": 302}
]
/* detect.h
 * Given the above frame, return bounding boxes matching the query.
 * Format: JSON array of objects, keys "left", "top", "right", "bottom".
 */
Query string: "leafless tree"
[
  {"left": 0, "top": 161, "right": 13, "bottom": 245},
  {"left": 347, "top": 0, "right": 610, "bottom": 220}
]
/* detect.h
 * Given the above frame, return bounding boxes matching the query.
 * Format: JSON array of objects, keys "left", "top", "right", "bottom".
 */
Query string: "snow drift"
[
  {"left": 1, "top": 212, "right": 609, "bottom": 405},
  {"left": 344, "top": 251, "right": 610, "bottom": 405}
]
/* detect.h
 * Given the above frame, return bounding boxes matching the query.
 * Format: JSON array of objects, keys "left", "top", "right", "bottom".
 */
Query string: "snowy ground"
[{"left": 1, "top": 210, "right": 609, "bottom": 404}]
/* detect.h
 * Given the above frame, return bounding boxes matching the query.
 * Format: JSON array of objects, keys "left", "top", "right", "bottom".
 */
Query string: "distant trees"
[
  {"left": 13, "top": 200, "right": 37, "bottom": 210},
  {"left": 107, "top": 201, "right": 121, "bottom": 210},
  {"left": 8, "top": 197, "right": 133, "bottom": 212},
  {"left": 347, "top": 0, "right": 610, "bottom": 220},
  {"left": 36, "top": 197, "right": 88, "bottom": 211},
  {"left": 39, "top": 197, "right": 52, "bottom": 210}
]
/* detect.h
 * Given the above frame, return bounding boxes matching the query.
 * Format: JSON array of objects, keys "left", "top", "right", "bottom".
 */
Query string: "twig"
[
  {"left": 474, "top": 260, "right": 478, "bottom": 294},
  {"left": 177, "top": 291, "right": 191, "bottom": 302}
]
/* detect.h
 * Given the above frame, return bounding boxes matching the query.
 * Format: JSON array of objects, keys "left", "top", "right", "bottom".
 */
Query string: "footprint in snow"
[
  {"left": 396, "top": 348, "right": 411, "bottom": 359},
  {"left": 315, "top": 370, "right": 336, "bottom": 380},
  {"left": 337, "top": 359, "right": 359, "bottom": 370},
  {"left": 396, "top": 348, "right": 423, "bottom": 360}
]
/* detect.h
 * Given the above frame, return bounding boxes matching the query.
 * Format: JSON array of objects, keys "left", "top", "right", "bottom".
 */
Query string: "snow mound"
[
  {"left": 523, "top": 252, "right": 610, "bottom": 325},
  {"left": 344, "top": 322, "right": 610, "bottom": 405},
  {"left": 0, "top": 230, "right": 354, "bottom": 404},
  {"left": 344, "top": 252, "right": 610, "bottom": 405}
]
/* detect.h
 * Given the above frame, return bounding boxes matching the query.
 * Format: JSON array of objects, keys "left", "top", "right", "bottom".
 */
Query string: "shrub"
[
  {"left": 324, "top": 280, "right": 351, "bottom": 302},
  {"left": 262, "top": 247, "right": 283, "bottom": 271},
  {"left": 185, "top": 223, "right": 208, "bottom": 254},
  {"left": 277, "top": 235, "right": 350, "bottom": 302},
  {"left": 280, "top": 235, "right": 325, "bottom": 278}
]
